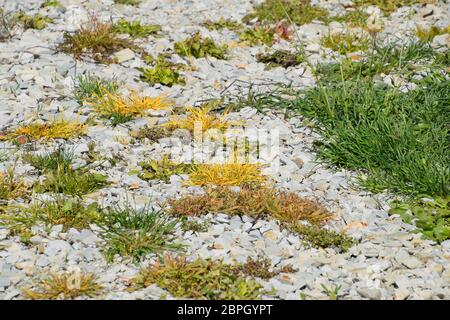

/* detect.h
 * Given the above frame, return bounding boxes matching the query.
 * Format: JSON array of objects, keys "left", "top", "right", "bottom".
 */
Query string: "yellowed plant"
[
  {"left": 0, "top": 168, "right": 28, "bottom": 200},
  {"left": 88, "top": 90, "right": 173, "bottom": 118},
  {"left": 23, "top": 272, "right": 102, "bottom": 300},
  {"left": 164, "top": 106, "right": 231, "bottom": 134},
  {"left": 187, "top": 161, "right": 267, "bottom": 187},
  {"left": 2, "top": 118, "right": 86, "bottom": 141}
]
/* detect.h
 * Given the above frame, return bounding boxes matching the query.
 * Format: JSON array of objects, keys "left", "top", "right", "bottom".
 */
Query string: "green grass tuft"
[
  {"left": 174, "top": 32, "right": 228, "bottom": 59},
  {"left": 99, "top": 204, "right": 184, "bottom": 262},
  {"left": 74, "top": 74, "right": 120, "bottom": 103},
  {"left": 113, "top": 19, "right": 161, "bottom": 38}
]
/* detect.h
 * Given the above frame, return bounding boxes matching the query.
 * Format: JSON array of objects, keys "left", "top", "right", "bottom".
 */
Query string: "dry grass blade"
[{"left": 23, "top": 272, "right": 102, "bottom": 300}]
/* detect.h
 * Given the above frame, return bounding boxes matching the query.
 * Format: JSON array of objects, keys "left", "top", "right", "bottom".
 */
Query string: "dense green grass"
[{"left": 277, "top": 80, "right": 449, "bottom": 197}]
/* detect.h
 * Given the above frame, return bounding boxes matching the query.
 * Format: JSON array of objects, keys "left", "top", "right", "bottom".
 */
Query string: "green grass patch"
[
  {"left": 239, "top": 24, "right": 276, "bottom": 46},
  {"left": 35, "top": 167, "right": 109, "bottom": 196},
  {"left": 353, "top": 0, "right": 435, "bottom": 15},
  {"left": 321, "top": 31, "right": 370, "bottom": 55},
  {"left": 15, "top": 12, "right": 53, "bottom": 30},
  {"left": 138, "top": 155, "right": 194, "bottom": 183},
  {"left": 114, "top": 0, "right": 140, "bottom": 5},
  {"left": 416, "top": 25, "right": 450, "bottom": 43},
  {"left": 113, "top": 18, "right": 161, "bottom": 38},
  {"left": 23, "top": 148, "right": 74, "bottom": 172},
  {"left": 257, "top": 49, "right": 305, "bottom": 68},
  {"left": 131, "top": 255, "right": 264, "bottom": 299},
  {"left": 99, "top": 204, "right": 184, "bottom": 262},
  {"left": 174, "top": 32, "right": 228, "bottom": 59},
  {"left": 41, "top": 1, "right": 63, "bottom": 8},
  {"left": 333, "top": 9, "right": 369, "bottom": 28},
  {"left": 74, "top": 73, "right": 120, "bottom": 104},
  {"left": 138, "top": 54, "right": 186, "bottom": 87},
  {"left": 243, "top": 0, "right": 329, "bottom": 25},
  {"left": 59, "top": 18, "right": 135, "bottom": 64},
  {"left": 202, "top": 18, "right": 243, "bottom": 32}
]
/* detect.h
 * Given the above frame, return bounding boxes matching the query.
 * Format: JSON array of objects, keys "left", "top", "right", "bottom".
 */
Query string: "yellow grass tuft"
[
  {"left": 164, "top": 106, "right": 231, "bottom": 134},
  {"left": 188, "top": 162, "right": 267, "bottom": 187},
  {"left": 23, "top": 272, "right": 102, "bottom": 300},
  {"left": 88, "top": 90, "right": 173, "bottom": 122},
  {"left": 2, "top": 118, "right": 86, "bottom": 142}
]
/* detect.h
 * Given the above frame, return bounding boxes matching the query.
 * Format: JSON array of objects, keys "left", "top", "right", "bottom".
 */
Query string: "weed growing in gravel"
[
  {"left": 174, "top": 32, "right": 228, "bottom": 59},
  {"left": 321, "top": 31, "right": 370, "bottom": 55},
  {"left": 114, "top": 0, "right": 140, "bottom": 5},
  {"left": 288, "top": 224, "right": 355, "bottom": 251},
  {"left": 36, "top": 167, "right": 109, "bottom": 196},
  {"left": 164, "top": 105, "right": 230, "bottom": 134},
  {"left": 353, "top": 0, "right": 435, "bottom": 15},
  {"left": 316, "top": 40, "right": 438, "bottom": 83},
  {"left": 15, "top": 12, "right": 53, "bottom": 30},
  {"left": 130, "top": 125, "right": 170, "bottom": 142},
  {"left": 167, "top": 187, "right": 352, "bottom": 250},
  {"left": 23, "top": 148, "right": 74, "bottom": 172},
  {"left": 243, "top": 0, "right": 329, "bottom": 25},
  {"left": 74, "top": 74, "right": 120, "bottom": 103},
  {"left": 138, "top": 54, "right": 186, "bottom": 87},
  {"left": 0, "top": 197, "right": 103, "bottom": 238},
  {"left": 138, "top": 155, "right": 195, "bottom": 183},
  {"left": 333, "top": 9, "right": 369, "bottom": 28},
  {"left": 59, "top": 18, "right": 134, "bottom": 64},
  {"left": 256, "top": 49, "right": 305, "bottom": 68},
  {"left": 1, "top": 118, "right": 86, "bottom": 142},
  {"left": 87, "top": 90, "right": 172, "bottom": 126},
  {"left": 23, "top": 272, "right": 102, "bottom": 300},
  {"left": 131, "top": 254, "right": 264, "bottom": 299},
  {"left": 41, "top": 1, "right": 63, "bottom": 8},
  {"left": 0, "top": 9, "right": 18, "bottom": 41},
  {"left": 202, "top": 18, "right": 243, "bottom": 32},
  {"left": 238, "top": 24, "right": 276, "bottom": 46},
  {"left": 188, "top": 163, "right": 267, "bottom": 187},
  {"left": 389, "top": 197, "right": 450, "bottom": 242},
  {"left": 113, "top": 18, "right": 161, "bottom": 38},
  {"left": 0, "top": 168, "right": 28, "bottom": 200},
  {"left": 100, "top": 204, "right": 184, "bottom": 262},
  {"left": 416, "top": 25, "right": 449, "bottom": 42},
  {"left": 179, "top": 216, "right": 210, "bottom": 233},
  {"left": 230, "top": 257, "right": 297, "bottom": 279},
  {"left": 321, "top": 284, "right": 343, "bottom": 300}
]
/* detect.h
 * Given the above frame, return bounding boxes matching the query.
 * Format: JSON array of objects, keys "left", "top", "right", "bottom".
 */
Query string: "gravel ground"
[{"left": 0, "top": 0, "right": 449, "bottom": 300}]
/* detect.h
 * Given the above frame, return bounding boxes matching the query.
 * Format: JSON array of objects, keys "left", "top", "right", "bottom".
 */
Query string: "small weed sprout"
[
  {"left": 131, "top": 254, "right": 264, "bottom": 299},
  {"left": 74, "top": 74, "right": 120, "bottom": 103},
  {"left": 113, "top": 18, "right": 161, "bottom": 38},
  {"left": 59, "top": 17, "right": 134, "bottom": 64},
  {"left": 1, "top": 118, "right": 86, "bottom": 142}
]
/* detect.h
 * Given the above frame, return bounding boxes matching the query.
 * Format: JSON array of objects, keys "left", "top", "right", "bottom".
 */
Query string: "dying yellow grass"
[
  {"left": 23, "top": 272, "right": 102, "bottom": 300},
  {"left": 88, "top": 90, "right": 173, "bottom": 118},
  {"left": 0, "top": 168, "right": 28, "bottom": 200},
  {"left": 164, "top": 106, "right": 231, "bottom": 134},
  {"left": 187, "top": 162, "right": 267, "bottom": 187},
  {"left": 1, "top": 118, "right": 86, "bottom": 141}
]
